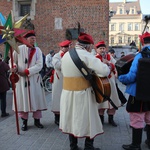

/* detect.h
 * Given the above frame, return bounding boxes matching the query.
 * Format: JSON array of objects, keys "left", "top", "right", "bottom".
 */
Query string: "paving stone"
[{"left": 0, "top": 81, "right": 149, "bottom": 150}]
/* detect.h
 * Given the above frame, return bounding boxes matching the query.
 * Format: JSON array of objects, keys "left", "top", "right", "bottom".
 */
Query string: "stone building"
[
  {"left": 109, "top": 0, "right": 149, "bottom": 47},
  {"left": 0, "top": 0, "right": 109, "bottom": 55}
]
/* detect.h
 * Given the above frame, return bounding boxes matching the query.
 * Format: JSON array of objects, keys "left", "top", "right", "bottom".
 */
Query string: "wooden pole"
[{"left": 10, "top": 47, "right": 20, "bottom": 135}]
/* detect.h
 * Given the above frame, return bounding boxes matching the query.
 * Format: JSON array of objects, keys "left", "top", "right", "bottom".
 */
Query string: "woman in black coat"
[{"left": 0, "top": 53, "right": 10, "bottom": 117}]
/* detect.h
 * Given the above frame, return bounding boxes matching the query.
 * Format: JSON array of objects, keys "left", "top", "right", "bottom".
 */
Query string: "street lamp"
[
  {"left": 109, "top": 11, "right": 114, "bottom": 21},
  {"left": 142, "top": 15, "right": 150, "bottom": 34}
]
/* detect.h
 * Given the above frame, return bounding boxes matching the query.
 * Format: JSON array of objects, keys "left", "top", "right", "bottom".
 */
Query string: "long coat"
[
  {"left": 11, "top": 45, "right": 47, "bottom": 112},
  {"left": 98, "top": 54, "right": 121, "bottom": 109},
  {"left": 0, "top": 60, "right": 10, "bottom": 93},
  {"left": 51, "top": 51, "right": 63, "bottom": 113},
  {"left": 59, "top": 45, "right": 110, "bottom": 138}
]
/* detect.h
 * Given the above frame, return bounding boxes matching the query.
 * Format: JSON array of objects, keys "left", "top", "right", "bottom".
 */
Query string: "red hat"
[
  {"left": 77, "top": 32, "right": 94, "bottom": 44},
  {"left": 59, "top": 40, "right": 71, "bottom": 47},
  {"left": 23, "top": 30, "right": 36, "bottom": 38},
  {"left": 139, "top": 32, "right": 150, "bottom": 45},
  {"left": 95, "top": 41, "right": 106, "bottom": 48}
]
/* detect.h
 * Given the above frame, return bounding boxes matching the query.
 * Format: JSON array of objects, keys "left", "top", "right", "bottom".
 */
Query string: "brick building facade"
[{"left": 0, "top": 0, "right": 109, "bottom": 55}]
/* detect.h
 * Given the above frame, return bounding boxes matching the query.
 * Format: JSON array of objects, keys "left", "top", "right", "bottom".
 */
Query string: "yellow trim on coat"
[{"left": 63, "top": 77, "right": 91, "bottom": 91}]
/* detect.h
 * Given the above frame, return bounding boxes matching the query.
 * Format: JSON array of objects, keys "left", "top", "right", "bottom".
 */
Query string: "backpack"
[{"left": 136, "top": 47, "right": 150, "bottom": 101}]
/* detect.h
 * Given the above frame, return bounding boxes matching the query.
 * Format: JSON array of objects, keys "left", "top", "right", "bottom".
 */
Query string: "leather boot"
[
  {"left": 34, "top": 119, "right": 44, "bottom": 128},
  {"left": 21, "top": 118, "right": 28, "bottom": 131},
  {"left": 145, "top": 125, "right": 150, "bottom": 149},
  {"left": 100, "top": 115, "right": 104, "bottom": 124},
  {"left": 122, "top": 128, "right": 142, "bottom": 150},
  {"left": 54, "top": 114, "right": 60, "bottom": 126},
  {"left": 84, "top": 137, "right": 101, "bottom": 150},
  {"left": 69, "top": 134, "right": 81, "bottom": 150},
  {"left": 108, "top": 115, "right": 117, "bottom": 127},
  {"left": 1, "top": 113, "right": 9, "bottom": 117}
]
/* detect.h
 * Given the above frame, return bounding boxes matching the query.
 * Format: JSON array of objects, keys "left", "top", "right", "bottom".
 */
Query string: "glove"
[{"left": 60, "top": 51, "right": 65, "bottom": 58}]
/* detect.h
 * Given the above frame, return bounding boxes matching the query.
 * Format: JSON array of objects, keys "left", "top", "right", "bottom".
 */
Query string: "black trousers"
[{"left": 0, "top": 91, "right": 7, "bottom": 114}]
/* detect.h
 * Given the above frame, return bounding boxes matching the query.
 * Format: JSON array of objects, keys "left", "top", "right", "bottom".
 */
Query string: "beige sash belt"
[{"left": 63, "top": 77, "right": 91, "bottom": 91}]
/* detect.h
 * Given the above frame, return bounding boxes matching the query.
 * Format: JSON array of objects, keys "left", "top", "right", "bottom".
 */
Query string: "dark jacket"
[
  {"left": 126, "top": 95, "right": 150, "bottom": 112},
  {"left": 0, "top": 59, "right": 10, "bottom": 93}
]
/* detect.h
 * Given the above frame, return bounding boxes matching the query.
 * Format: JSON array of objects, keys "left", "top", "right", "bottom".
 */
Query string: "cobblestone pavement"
[{"left": 0, "top": 81, "right": 149, "bottom": 150}]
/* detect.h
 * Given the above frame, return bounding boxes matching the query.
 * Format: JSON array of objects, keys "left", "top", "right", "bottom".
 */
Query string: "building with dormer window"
[{"left": 109, "top": 0, "right": 149, "bottom": 47}]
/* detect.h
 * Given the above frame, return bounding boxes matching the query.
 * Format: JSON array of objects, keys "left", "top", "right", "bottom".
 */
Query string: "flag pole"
[{"left": 10, "top": 46, "right": 20, "bottom": 135}]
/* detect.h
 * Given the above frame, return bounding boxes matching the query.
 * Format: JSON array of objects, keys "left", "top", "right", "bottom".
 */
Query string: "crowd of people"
[{"left": 0, "top": 29, "right": 150, "bottom": 150}]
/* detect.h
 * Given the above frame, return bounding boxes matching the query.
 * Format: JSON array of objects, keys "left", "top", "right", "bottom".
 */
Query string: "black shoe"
[
  {"left": 111, "top": 121, "right": 117, "bottom": 127},
  {"left": 109, "top": 119, "right": 117, "bottom": 127},
  {"left": 122, "top": 144, "right": 141, "bottom": 150},
  {"left": 21, "top": 123, "right": 28, "bottom": 131},
  {"left": 84, "top": 137, "right": 100, "bottom": 150},
  {"left": 54, "top": 114, "right": 60, "bottom": 126},
  {"left": 70, "top": 146, "right": 82, "bottom": 150},
  {"left": 108, "top": 115, "right": 117, "bottom": 127},
  {"left": 34, "top": 119, "right": 44, "bottom": 128},
  {"left": 55, "top": 120, "right": 59, "bottom": 126},
  {"left": 35, "top": 123, "right": 44, "bottom": 128},
  {"left": 1, "top": 113, "right": 9, "bottom": 117},
  {"left": 21, "top": 118, "right": 28, "bottom": 131}
]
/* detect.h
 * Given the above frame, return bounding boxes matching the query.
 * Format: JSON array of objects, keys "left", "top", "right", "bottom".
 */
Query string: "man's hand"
[
  {"left": 102, "top": 58, "right": 109, "bottom": 65},
  {"left": 18, "top": 72, "right": 26, "bottom": 77},
  {"left": 10, "top": 67, "right": 17, "bottom": 73}
]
